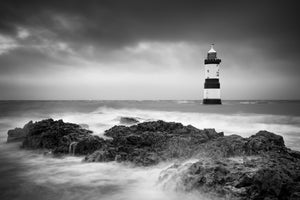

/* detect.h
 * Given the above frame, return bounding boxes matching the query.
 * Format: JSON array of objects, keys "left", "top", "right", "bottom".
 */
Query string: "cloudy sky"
[{"left": 0, "top": 0, "right": 299, "bottom": 100}]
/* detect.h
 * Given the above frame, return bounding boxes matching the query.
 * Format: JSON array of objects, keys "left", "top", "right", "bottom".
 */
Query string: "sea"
[{"left": 0, "top": 100, "right": 299, "bottom": 200}]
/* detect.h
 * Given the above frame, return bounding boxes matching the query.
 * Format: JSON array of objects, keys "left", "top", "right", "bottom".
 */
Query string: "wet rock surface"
[
  {"left": 84, "top": 120, "right": 224, "bottom": 166},
  {"left": 158, "top": 130, "right": 300, "bottom": 200},
  {"left": 158, "top": 153, "right": 300, "bottom": 200},
  {"left": 194, "top": 131, "right": 289, "bottom": 158},
  {"left": 7, "top": 119, "right": 300, "bottom": 199},
  {"left": 7, "top": 119, "right": 104, "bottom": 155}
]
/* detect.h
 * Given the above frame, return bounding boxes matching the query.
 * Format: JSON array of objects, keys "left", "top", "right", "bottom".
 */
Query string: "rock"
[
  {"left": 22, "top": 119, "right": 93, "bottom": 151},
  {"left": 158, "top": 154, "right": 300, "bottom": 200},
  {"left": 85, "top": 122, "right": 298, "bottom": 167},
  {"left": 288, "top": 150, "right": 300, "bottom": 159},
  {"left": 195, "top": 134, "right": 247, "bottom": 158},
  {"left": 8, "top": 119, "right": 296, "bottom": 165},
  {"left": 246, "top": 130, "right": 286, "bottom": 154},
  {"left": 73, "top": 135, "right": 106, "bottom": 155},
  {"left": 156, "top": 129, "right": 300, "bottom": 199},
  {"left": 194, "top": 130, "right": 288, "bottom": 159},
  {"left": 119, "top": 117, "right": 139, "bottom": 124},
  {"left": 7, "top": 119, "right": 100, "bottom": 155},
  {"left": 85, "top": 120, "right": 224, "bottom": 166}
]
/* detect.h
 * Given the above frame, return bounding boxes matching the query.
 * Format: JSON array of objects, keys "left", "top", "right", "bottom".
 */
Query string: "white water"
[
  {"left": 0, "top": 104, "right": 300, "bottom": 200},
  {"left": 0, "top": 143, "right": 215, "bottom": 200},
  {"left": 49, "top": 107, "right": 300, "bottom": 151}
]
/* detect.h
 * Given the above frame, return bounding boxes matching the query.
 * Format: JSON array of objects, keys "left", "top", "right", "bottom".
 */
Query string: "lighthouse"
[{"left": 203, "top": 44, "right": 222, "bottom": 104}]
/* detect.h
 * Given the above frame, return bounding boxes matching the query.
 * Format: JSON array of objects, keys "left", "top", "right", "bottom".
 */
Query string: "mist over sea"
[{"left": 0, "top": 100, "right": 300, "bottom": 200}]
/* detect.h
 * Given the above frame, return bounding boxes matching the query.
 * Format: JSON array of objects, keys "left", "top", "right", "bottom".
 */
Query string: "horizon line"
[{"left": 0, "top": 99, "right": 300, "bottom": 101}]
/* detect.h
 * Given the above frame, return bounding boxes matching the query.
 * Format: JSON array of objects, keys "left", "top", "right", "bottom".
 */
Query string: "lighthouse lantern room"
[{"left": 203, "top": 44, "right": 222, "bottom": 104}]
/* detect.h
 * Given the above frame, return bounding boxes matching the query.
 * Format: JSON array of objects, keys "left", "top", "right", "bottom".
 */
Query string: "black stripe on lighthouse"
[
  {"left": 204, "top": 79, "right": 220, "bottom": 89},
  {"left": 204, "top": 59, "right": 221, "bottom": 65},
  {"left": 203, "top": 99, "right": 222, "bottom": 104}
]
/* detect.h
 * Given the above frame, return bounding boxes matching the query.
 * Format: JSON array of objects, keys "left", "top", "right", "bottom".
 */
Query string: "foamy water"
[
  {"left": 47, "top": 106, "right": 300, "bottom": 151},
  {"left": 0, "top": 143, "right": 213, "bottom": 200},
  {"left": 0, "top": 101, "right": 299, "bottom": 200}
]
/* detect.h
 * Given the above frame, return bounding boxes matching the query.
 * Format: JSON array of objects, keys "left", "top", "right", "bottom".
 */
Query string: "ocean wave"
[
  {"left": 51, "top": 106, "right": 300, "bottom": 150},
  {"left": 1, "top": 106, "right": 300, "bottom": 150}
]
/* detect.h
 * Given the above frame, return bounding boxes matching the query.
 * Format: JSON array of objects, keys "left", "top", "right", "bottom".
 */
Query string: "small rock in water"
[{"left": 119, "top": 117, "right": 139, "bottom": 124}]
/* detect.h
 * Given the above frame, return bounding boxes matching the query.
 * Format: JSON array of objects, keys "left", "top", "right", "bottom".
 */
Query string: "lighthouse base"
[{"left": 203, "top": 99, "right": 222, "bottom": 105}]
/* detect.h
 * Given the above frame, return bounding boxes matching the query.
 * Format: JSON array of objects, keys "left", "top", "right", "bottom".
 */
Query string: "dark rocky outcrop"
[
  {"left": 158, "top": 130, "right": 300, "bottom": 200},
  {"left": 7, "top": 119, "right": 104, "bottom": 155},
  {"left": 6, "top": 119, "right": 300, "bottom": 199},
  {"left": 158, "top": 152, "right": 300, "bottom": 200},
  {"left": 84, "top": 120, "right": 224, "bottom": 166},
  {"left": 194, "top": 130, "right": 289, "bottom": 159}
]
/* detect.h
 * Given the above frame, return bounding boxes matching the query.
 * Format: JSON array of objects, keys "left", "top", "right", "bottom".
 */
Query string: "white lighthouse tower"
[{"left": 203, "top": 44, "right": 222, "bottom": 104}]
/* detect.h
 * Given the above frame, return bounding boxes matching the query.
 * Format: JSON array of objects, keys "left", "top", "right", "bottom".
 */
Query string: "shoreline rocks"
[
  {"left": 158, "top": 153, "right": 300, "bottom": 200},
  {"left": 6, "top": 118, "right": 300, "bottom": 199},
  {"left": 7, "top": 119, "right": 104, "bottom": 156},
  {"left": 84, "top": 120, "right": 224, "bottom": 166}
]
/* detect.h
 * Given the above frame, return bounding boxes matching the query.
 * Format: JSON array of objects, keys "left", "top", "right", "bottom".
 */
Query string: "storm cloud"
[{"left": 0, "top": 0, "right": 299, "bottom": 100}]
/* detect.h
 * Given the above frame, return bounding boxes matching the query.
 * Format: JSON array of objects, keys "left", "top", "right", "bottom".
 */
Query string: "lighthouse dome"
[{"left": 208, "top": 44, "right": 216, "bottom": 53}]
